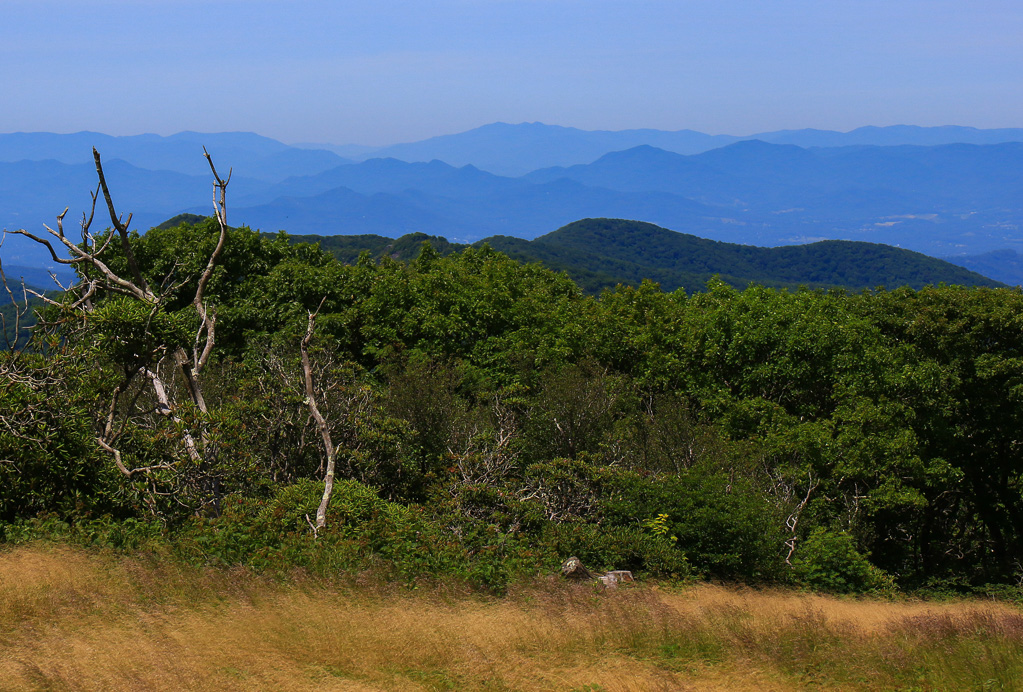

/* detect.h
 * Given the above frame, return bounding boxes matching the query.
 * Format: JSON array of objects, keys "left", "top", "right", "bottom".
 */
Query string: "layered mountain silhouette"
[
  {"left": 224, "top": 140, "right": 1023, "bottom": 262},
  {"left": 0, "top": 131, "right": 348, "bottom": 181},
  {"left": 2, "top": 124, "right": 1022, "bottom": 283},
  {"left": 299, "top": 122, "right": 1023, "bottom": 176}
]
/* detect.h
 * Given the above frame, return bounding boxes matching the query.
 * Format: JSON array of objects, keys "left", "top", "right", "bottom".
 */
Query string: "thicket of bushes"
[{"left": 3, "top": 217, "right": 1023, "bottom": 595}]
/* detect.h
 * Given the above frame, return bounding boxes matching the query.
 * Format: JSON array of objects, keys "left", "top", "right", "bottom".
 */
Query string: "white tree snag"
[
  {"left": 9, "top": 147, "right": 231, "bottom": 512},
  {"left": 93, "top": 148, "right": 148, "bottom": 294},
  {"left": 301, "top": 298, "right": 336, "bottom": 532},
  {"left": 191, "top": 148, "right": 231, "bottom": 376},
  {"left": 143, "top": 365, "right": 204, "bottom": 467},
  {"left": 784, "top": 472, "right": 819, "bottom": 565}
]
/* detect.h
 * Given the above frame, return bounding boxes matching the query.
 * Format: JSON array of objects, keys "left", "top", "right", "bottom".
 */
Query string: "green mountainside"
[
  {"left": 288, "top": 218, "right": 1002, "bottom": 293},
  {"left": 155, "top": 213, "right": 208, "bottom": 230},
  {"left": 0, "top": 294, "right": 48, "bottom": 350}
]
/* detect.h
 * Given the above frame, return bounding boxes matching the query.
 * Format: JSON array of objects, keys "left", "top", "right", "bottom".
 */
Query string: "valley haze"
[{"left": 2, "top": 122, "right": 1022, "bottom": 286}]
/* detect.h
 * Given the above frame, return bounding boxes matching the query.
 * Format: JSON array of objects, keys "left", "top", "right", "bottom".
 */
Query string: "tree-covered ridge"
[
  {"left": 286, "top": 231, "right": 464, "bottom": 266},
  {"left": 531, "top": 218, "right": 1003, "bottom": 290},
  {"left": 289, "top": 218, "right": 1003, "bottom": 294},
  {"left": 4, "top": 212, "right": 1023, "bottom": 595}
]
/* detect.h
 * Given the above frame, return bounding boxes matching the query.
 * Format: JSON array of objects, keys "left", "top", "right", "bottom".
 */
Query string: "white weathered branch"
[
  {"left": 301, "top": 298, "right": 336, "bottom": 532},
  {"left": 784, "top": 472, "right": 819, "bottom": 565},
  {"left": 93, "top": 148, "right": 148, "bottom": 293},
  {"left": 191, "top": 147, "right": 230, "bottom": 374},
  {"left": 9, "top": 146, "right": 231, "bottom": 514}
]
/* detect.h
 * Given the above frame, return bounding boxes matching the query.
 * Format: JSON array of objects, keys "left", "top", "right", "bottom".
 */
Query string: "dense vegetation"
[
  {"left": 3, "top": 214, "right": 1023, "bottom": 597},
  {"left": 292, "top": 218, "right": 1002, "bottom": 294}
]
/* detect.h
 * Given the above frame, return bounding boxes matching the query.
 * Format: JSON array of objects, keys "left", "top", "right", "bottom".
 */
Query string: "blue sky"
[{"left": 2, "top": 0, "right": 1021, "bottom": 145}]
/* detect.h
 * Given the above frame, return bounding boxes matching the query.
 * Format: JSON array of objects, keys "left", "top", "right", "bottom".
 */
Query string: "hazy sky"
[{"left": 2, "top": 0, "right": 1021, "bottom": 145}]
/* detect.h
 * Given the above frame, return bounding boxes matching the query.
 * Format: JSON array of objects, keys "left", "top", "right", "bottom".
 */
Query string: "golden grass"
[{"left": 2, "top": 543, "right": 1022, "bottom": 691}]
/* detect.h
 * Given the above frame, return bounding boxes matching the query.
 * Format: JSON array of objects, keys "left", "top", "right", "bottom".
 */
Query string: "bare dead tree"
[
  {"left": 301, "top": 299, "right": 337, "bottom": 533},
  {"left": 8, "top": 147, "right": 232, "bottom": 513},
  {"left": 285, "top": 297, "right": 374, "bottom": 533},
  {"left": 782, "top": 471, "right": 820, "bottom": 565},
  {"left": 448, "top": 396, "right": 520, "bottom": 487}
]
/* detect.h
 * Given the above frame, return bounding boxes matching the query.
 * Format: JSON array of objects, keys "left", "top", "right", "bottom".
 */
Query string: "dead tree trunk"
[{"left": 300, "top": 298, "right": 337, "bottom": 533}]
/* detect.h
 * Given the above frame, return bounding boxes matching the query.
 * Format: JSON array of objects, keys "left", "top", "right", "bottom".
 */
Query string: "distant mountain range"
[
  {"left": 2, "top": 123, "right": 1022, "bottom": 284},
  {"left": 297, "top": 122, "right": 1023, "bottom": 177},
  {"left": 291, "top": 217, "right": 1004, "bottom": 293},
  {"left": 0, "top": 131, "right": 348, "bottom": 181},
  {"left": 0, "top": 264, "right": 72, "bottom": 293},
  {"left": 942, "top": 249, "right": 1023, "bottom": 286}
]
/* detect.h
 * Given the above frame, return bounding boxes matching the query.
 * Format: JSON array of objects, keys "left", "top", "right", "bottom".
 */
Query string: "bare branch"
[
  {"left": 174, "top": 347, "right": 208, "bottom": 414},
  {"left": 142, "top": 365, "right": 204, "bottom": 467},
  {"left": 92, "top": 148, "right": 148, "bottom": 293},
  {"left": 448, "top": 396, "right": 520, "bottom": 488},
  {"left": 305, "top": 513, "right": 319, "bottom": 539},
  {"left": 301, "top": 298, "right": 337, "bottom": 532},
  {"left": 192, "top": 148, "right": 231, "bottom": 373},
  {"left": 81, "top": 187, "right": 99, "bottom": 245},
  {"left": 784, "top": 472, "right": 820, "bottom": 565},
  {"left": 0, "top": 235, "right": 43, "bottom": 352},
  {"left": 9, "top": 146, "right": 233, "bottom": 514},
  {"left": 0, "top": 238, "right": 21, "bottom": 350},
  {"left": 13, "top": 217, "right": 151, "bottom": 302},
  {"left": 96, "top": 385, "right": 134, "bottom": 477}
]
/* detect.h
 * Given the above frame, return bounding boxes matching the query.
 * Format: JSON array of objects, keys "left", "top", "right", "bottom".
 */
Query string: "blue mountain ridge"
[
  {"left": 337, "top": 122, "right": 1023, "bottom": 176},
  {"left": 3, "top": 125, "right": 1022, "bottom": 277}
]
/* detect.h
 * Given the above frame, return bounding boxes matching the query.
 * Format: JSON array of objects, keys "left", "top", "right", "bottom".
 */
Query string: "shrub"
[
  {"left": 792, "top": 528, "right": 895, "bottom": 594},
  {"left": 599, "top": 467, "right": 787, "bottom": 582},
  {"left": 536, "top": 521, "right": 692, "bottom": 580}
]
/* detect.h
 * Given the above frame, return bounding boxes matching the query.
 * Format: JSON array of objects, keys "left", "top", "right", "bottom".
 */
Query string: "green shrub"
[
  {"left": 0, "top": 352, "right": 128, "bottom": 523},
  {"left": 599, "top": 467, "right": 787, "bottom": 582},
  {"left": 536, "top": 521, "right": 692, "bottom": 580},
  {"left": 0, "top": 514, "right": 166, "bottom": 553},
  {"left": 792, "top": 528, "right": 895, "bottom": 594},
  {"left": 173, "top": 480, "right": 372, "bottom": 572},
  {"left": 171, "top": 479, "right": 524, "bottom": 590}
]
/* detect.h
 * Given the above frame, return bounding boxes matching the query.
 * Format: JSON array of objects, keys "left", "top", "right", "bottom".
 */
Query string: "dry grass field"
[{"left": 2, "top": 543, "right": 1022, "bottom": 691}]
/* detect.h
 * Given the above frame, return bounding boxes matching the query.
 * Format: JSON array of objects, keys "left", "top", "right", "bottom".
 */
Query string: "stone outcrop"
[{"left": 560, "top": 557, "right": 634, "bottom": 588}]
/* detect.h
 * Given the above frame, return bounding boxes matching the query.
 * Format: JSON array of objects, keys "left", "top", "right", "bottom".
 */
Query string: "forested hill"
[{"left": 288, "top": 218, "right": 1002, "bottom": 293}]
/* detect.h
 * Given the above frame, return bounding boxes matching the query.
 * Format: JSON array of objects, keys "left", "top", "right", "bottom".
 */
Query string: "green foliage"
[
  {"left": 89, "top": 297, "right": 195, "bottom": 366},
  {"left": 538, "top": 521, "right": 692, "bottom": 580},
  {"left": 290, "top": 231, "right": 466, "bottom": 265},
  {"left": 1, "top": 295, "right": 44, "bottom": 351},
  {"left": 642, "top": 514, "right": 676, "bottom": 543},
  {"left": 600, "top": 466, "right": 787, "bottom": 582},
  {"left": 7, "top": 210, "right": 1023, "bottom": 595},
  {"left": 490, "top": 218, "right": 1003, "bottom": 294},
  {"left": 0, "top": 349, "right": 129, "bottom": 522},
  {"left": 792, "top": 528, "right": 896, "bottom": 594},
  {"left": 522, "top": 361, "right": 635, "bottom": 461},
  {"left": 169, "top": 479, "right": 536, "bottom": 590},
  {"left": 0, "top": 513, "right": 165, "bottom": 552}
]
